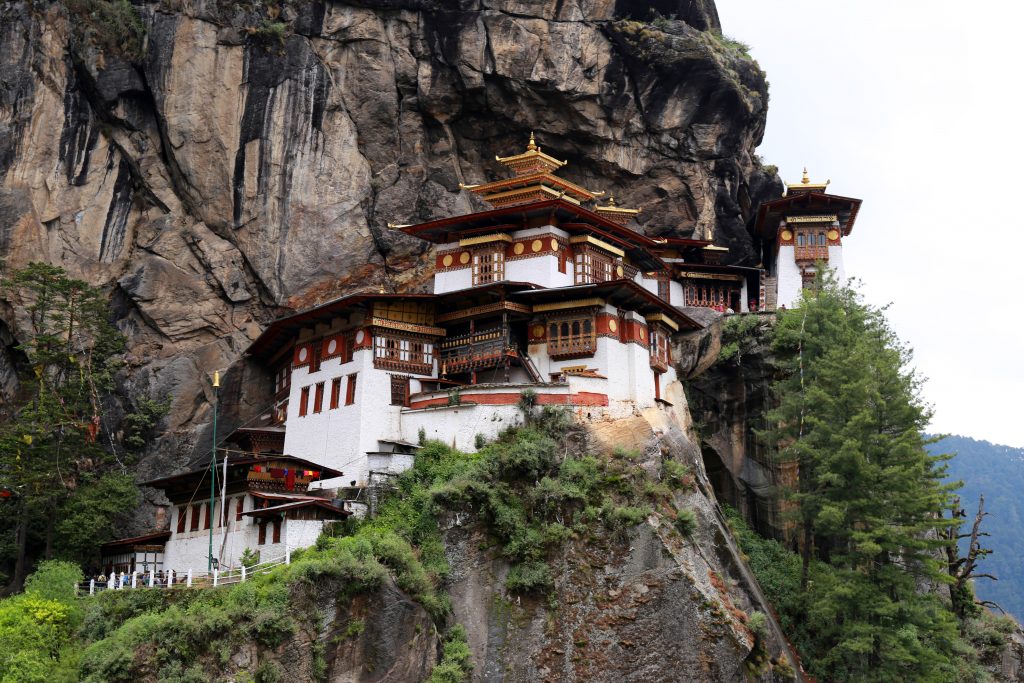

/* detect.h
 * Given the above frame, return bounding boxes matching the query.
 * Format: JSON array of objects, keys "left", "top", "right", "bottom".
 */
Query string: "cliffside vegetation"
[
  {"left": 0, "top": 264, "right": 165, "bottom": 594},
  {"left": 720, "top": 275, "right": 1016, "bottom": 682},
  {"left": 935, "top": 435, "right": 1024, "bottom": 621},
  {"left": 0, "top": 402, "right": 699, "bottom": 681}
]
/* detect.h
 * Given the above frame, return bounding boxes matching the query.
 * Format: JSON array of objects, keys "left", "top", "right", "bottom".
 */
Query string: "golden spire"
[
  {"left": 607, "top": 195, "right": 617, "bottom": 207},
  {"left": 527, "top": 131, "right": 537, "bottom": 151},
  {"left": 786, "top": 167, "right": 830, "bottom": 194}
]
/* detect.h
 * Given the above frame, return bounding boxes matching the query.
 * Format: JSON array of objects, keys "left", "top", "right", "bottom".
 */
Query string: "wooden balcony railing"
[
  {"left": 793, "top": 246, "right": 829, "bottom": 262},
  {"left": 548, "top": 336, "right": 596, "bottom": 359}
]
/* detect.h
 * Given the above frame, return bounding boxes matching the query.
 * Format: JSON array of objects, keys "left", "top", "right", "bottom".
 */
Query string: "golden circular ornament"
[
  {"left": 780, "top": 229, "right": 793, "bottom": 242},
  {"left": 827, "top": 229, "right": 840, "bottom": 241},
  {"left": 442, "top": 254, "right": 453, "bottom": 267},
  {"left": 532, "top": 239, "right": 543, "bottom": 252},
  {"left": 608, "top": 319, "right": 618, "bottom": 333},
  {"left": 355, "top": 330, "right": 365, "bottom": 345},
  {"left": 550, "top": 239, "right": 559, "bottom": 251},
  {"left": 532, "top": 324, "right": 545, "bottom": 338},
  {"left": 459, "top": 252, "right": 470, "bottom": 265},
  {"left": 639, "top": 328, "right": 646, "bottom": 340},
  {"left": 616, "top": 265, "right": 624, "bottom": 277},
  {"left": 514, "top": 243, "right": 525, "bottom": 255}
]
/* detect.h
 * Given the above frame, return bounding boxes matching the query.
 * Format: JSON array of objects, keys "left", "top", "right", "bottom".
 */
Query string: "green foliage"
[
  {"left": 428, "top": 624, "right": 472, "bottom": 682},
  {"left": 250, "top": 19, "right": 287, "bottom": 46},
  {"left": 935, "top": 435, "right": 1023, "bottom": 620},
  {"left": 0, "top": 263, "right": 139, "bottom": 589},
  {"left": 342, "top": 619, "right": 364, "bottom": 639},
  {"left": 709, "top": 29, "right": 751, "bottom": 57},
  {"left": 239, "top": 547, "right": 260, "bottom": 569},
  {"left": 717, "top": 313, "right": 765, "bottom": 363},
  {"left": 0, "top": 561, "right": 84, "bottom": 680},
  {"left": 674, "top": 508, "right": 697, "bottom": 537},
  {"left": 735, "top": 274, "right": 995, "bottom": 680},
  {"left": 121, "top": 395, "right": 171, "bottom": 452},
  {"left": 23, "top": 561, "right": 83, "bottom": 603},
  {"left": 64, "top": 0, "right": 147, "bottom": 61},
  {"left": 473, "top": 433, "right": 487, "bottom": 450}
]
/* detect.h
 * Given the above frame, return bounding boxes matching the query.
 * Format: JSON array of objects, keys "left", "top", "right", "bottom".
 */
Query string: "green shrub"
[
  {"left": 675, "top": 508, "right": 697, "bottom": 536},
  {"left": 428, "top": 624, "right": 472, "bottom": 682},
  {"left": 505, "top": 561, "right": 553, "bottom": 594}
]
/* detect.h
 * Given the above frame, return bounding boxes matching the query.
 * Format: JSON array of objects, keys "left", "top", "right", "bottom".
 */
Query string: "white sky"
[{"left": 716, "top": 0, "right": 1024, "bottom": 448}]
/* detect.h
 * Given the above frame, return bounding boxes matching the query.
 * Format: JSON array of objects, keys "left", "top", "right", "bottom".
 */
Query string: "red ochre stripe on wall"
[{"left": 408, "top": 391, "right": 608, "bottom": 410}]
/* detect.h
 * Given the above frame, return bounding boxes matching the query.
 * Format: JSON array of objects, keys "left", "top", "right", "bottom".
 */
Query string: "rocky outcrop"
[
  {"left": 684, "top": 315, "right": 786, "bottom": 539},
  {"left": 0, "top": 0, "right": 779, "bottom": 477},
  {"left": 442, "top": 413, "right": 799, "bottom": 682}
]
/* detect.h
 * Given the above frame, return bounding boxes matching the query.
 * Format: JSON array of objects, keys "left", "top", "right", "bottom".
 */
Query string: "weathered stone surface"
[{"left": 442, "top": 416, "right": 799, "bottom": 682}]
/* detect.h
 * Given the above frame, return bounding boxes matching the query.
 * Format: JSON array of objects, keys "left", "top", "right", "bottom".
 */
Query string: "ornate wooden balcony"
[
  {"left": 793, "top": 246, "right": 829, "bottom": 262},
  {"left": 439, "top": 328, "right": 513, "bottom": 373}
]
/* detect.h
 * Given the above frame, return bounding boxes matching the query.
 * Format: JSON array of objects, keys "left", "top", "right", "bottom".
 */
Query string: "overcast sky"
[{"left": 716, "top": 1, "right": 1024, "bottom": 448}]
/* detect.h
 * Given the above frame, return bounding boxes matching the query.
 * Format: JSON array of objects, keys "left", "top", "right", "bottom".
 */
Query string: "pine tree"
[
  {"left": 762, "top": 274, "right": 963, "bottom": 681},
  {"left": 0, "top": 263, "right": 139, "bottom": 593}
]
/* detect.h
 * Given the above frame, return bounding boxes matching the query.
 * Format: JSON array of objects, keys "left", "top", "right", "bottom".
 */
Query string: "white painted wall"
[
  {"left": 775, "top": 245, "right": 804, "bottom": 309},
  {"left": 434, "top": 268, "right": 473, "bottom": 294},
  {"left": 828, "top": 245, "right": 845, "bottom": 284},
  {"left": 164, "top": 493, "right": 331, "bottom": 572},
  {"left": 401, "top": 403, "right": 524, "bottom": 451},
  {"left": 283, "top": 346, "right": 426, "bottom": 487}
]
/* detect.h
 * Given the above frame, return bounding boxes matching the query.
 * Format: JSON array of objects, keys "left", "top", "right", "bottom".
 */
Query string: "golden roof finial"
[
  {"left": 527, "top": 131, "right": 537, "bottom": 152},
  {"left": 801, "top": 167, "right": 810, "bottom": 184},
  {"left": 607, "top": 195, "right": 616, "bottom": 207}
]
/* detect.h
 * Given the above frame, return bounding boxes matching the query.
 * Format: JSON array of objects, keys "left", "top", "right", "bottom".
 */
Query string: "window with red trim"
[
  {"left": 203, "top": 503, "right": 211, "bottom": 530},
  {"left": 299, "top": 386, "right": 310, "bottom": 417},
  {"left": 176, "top": 506, "right": 187, "bottom": 534},
  {"left": 272, "top": 519, "right": 282, "bottom": 544},
  {"left": 258, "top": 522, "right": 266, "bottom": 545},
  {"left": 345, "top": 374, "right": 357, "bottom": 405},
  {"left": 330, "top": 377, "right": 341, "bottom": 409},
  {"left": 313, "top": 382, "right": 325, "bottom": 413},
  {"left": 190, "top": 503, "right": 201, "bottom": 532}
]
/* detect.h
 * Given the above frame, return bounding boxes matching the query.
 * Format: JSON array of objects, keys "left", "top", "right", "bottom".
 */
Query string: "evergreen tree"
[
  {"left": 763, "top": 273, "right": 963, "bottom": 681},
  {"left": 0, "top": 263, "right": 139, "bottom": 593}
]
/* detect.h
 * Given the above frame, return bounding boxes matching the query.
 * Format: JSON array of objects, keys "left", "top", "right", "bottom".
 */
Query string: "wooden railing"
[{"left": 793, "top": 246, "right": 829, "bottom": 262}]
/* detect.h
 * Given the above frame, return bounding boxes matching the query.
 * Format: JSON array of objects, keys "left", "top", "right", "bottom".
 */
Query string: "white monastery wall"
[
  {"left": 669, "top": 280, "right": 684, "bottom": 306},
  {"left": 505, "top": 252, "right": 573, "bottom": 289},
  {"left": 400, "top": 403, "right": 524, "bottom": 452},
  {"left": 434, "top": 268, "right": 473, "bottom": 294},
  {"left": 775, "top": 245, "right": 803, "bottom": 309},
  {"left": 828, "top": 245, "right": 845, "bottom": 284}
]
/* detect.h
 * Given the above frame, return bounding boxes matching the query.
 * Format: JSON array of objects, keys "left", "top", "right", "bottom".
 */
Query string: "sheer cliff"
[{"left": 0, "top": 0, "right": 779, "bottom": 480}]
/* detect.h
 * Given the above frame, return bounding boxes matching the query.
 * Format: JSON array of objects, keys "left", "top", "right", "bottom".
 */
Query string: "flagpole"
[{"left": 208, "top": 371, "right": 220, "bottom": 572}]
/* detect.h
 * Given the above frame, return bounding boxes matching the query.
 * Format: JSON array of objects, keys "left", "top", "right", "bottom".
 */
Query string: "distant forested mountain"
[{"left": 933, "top": 435, "right": 1024, "bottom": 621}]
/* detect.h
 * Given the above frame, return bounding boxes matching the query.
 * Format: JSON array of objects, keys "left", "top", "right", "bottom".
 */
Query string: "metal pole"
[
  {"left": 219, "top": 446, "right": 229, "bottom": 567},
  {"left": 208, "top": 371, "right": 220, "bottom": 571}
]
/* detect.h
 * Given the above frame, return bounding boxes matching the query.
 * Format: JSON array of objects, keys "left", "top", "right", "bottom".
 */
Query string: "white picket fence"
[{"left": 77, "top": 547, "right": 292, "bottom": 596}]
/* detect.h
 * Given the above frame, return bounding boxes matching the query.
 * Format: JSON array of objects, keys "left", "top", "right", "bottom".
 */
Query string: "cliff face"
[{"left": 0, "top": 0, "right": 779, "bottom": 478}]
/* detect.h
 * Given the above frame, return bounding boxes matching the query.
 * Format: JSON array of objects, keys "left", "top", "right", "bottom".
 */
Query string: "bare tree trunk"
[{"left": 3, "top": 502, "right": 30, "bottom": 596}]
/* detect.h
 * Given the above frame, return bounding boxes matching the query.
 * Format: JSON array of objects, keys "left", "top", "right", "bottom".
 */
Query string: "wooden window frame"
[
  {"left": 203, "top": 502, "right": 211, "bottom": 530},
  {"left": 472, "top": 248, "right": 505, "bottom": 285},
  {"left": 573, "top": 246, "right": 614, "bottom": 285},
  {"left": 190, "top": 503, "right": 201, "bottom": 532},
  {"left": 313, "top": 382, "right": 325, "bottom": 413},
  {"left": 390, "top": 375, "right": 410, "bottom": 406},
  {"left": 330, "top": 377, "right": 341, "bottom": 409},
  {"left": 299, "top": 386, "right": 310, "bottom": 417},
  {"left": 345, "top": 374, "right": 357, "bottom": 406},
  {"left": 373, "top": 334, "right": 434, "bottom": 374},
  {"left": 176, "top": 506, "right": 187, "bottom": 534},
  {"left": 547, "top": 313, "right": 597, "bottom": 359},
  {"left": 272, "top": 518, "right": 282, "bottom": 544},
  {"left": 258, "top": 522, "right": 266, "bottom": 545}
]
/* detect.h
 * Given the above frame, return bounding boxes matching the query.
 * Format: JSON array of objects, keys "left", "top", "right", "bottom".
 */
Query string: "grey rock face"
[{"left": 0, "top": 0, "right": 779, "bottom": 477}]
